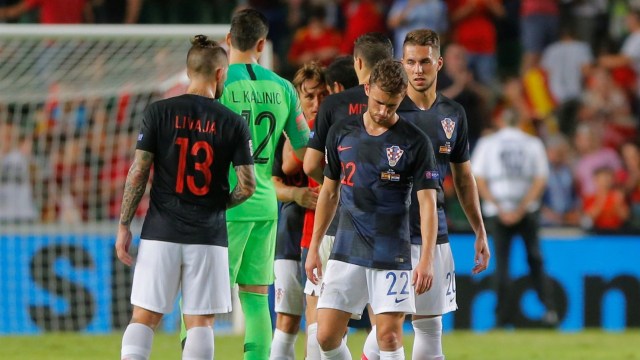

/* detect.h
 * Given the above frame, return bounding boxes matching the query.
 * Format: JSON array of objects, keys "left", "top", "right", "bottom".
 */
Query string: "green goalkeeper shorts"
[{"left": 227, "top": 220, "right": 277, "bottom": 286}]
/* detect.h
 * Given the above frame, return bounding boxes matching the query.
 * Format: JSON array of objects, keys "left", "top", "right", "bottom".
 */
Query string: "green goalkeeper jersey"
[{"left": 222, "top": 63, "right": 309, "bottom": 221}]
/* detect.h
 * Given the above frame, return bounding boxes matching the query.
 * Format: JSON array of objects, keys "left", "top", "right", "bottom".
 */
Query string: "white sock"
[
  {"left": 320, "top": 341, "right": 351, "bottom": 360},
  {"left": 380, "top": 347, "right": 404, "bottom": 360},
  {"left": 412, "top": 317, "right": 444, "bottom": 360},
  {"left": 270, "top": 328, "right": 297, "bottom": 360},
  {"left": 121, "top": 323, "right": 154, "bottom": 360},
  {"left": 361, "top": 325, "right": 379, "bottom": 360},
  {"left": 306, "top": 323, "right": 321, "bottom": 360},
  {"left": 182, "top": 326, "right": 214, "bottom": 360}
]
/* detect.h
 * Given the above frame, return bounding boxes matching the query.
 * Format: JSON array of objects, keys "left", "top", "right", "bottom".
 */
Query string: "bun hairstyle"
[{"left": 191, "top": 34, "right": 218, "bottom": 49}]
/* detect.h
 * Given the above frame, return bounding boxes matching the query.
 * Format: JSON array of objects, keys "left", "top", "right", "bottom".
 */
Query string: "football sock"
[
  {"left": 182, "top": 326, "right": 214, "bottom": 360},
  {"left": 361, "top": 325, "right": 379, "bottom": 360},
  {"left": 240, "top": 291, "right": 272, "bottom": 360},
  {"left": 306, "top": 323, "right": 321, "bottom": 360},
  {"left": 412, "top": 317, "right": 444, "bottom": 360},
  {"left": 380, "top": 347, "right": 404, "bottom": 360},
  {"left": 121, "top": 323, "right": 154, "bottom": 360},
  {"left": 179, "top": 298, "right": 187, "bottom": 346},
  {"left": 320, "top": 341, "right": 351, "bottom": 360},
  {"left": 270, "top": 328, "right": 297, "bottom": 360}
]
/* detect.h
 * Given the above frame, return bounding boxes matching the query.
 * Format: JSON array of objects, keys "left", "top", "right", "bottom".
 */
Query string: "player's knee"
[
  {"left": 376, "top": 328, "right": 401, "bottom": 350},
  {"left": 316, "top": 329, "right": 342, "bottom": 351},
  {"left": 276, "top": 313, "right": 302, "bottom": 333},
  {"left": 130, "top": 307, "right": 163, "bottom": 330}
]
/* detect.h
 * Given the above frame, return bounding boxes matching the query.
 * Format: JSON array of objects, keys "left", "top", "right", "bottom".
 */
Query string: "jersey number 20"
[{"left": 175, "top": 137, "right": 213, "bottom": 195}]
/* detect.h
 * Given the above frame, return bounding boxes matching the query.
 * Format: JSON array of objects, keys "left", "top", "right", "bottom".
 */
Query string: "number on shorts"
[
  {"left": 386, "top": 271, "right": 410, "bottom": 296},
  {"left": 446, "top": 271, "right": 456, "bottom": 296}
]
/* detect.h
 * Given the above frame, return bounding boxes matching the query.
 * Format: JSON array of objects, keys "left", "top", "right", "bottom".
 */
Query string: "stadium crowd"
[{"left": 1, "top": 0, "right": 640, "bottom": 236}]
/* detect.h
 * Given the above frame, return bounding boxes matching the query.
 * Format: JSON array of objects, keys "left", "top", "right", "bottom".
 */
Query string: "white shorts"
[
  {"left": 131, "top": 239, "right": 232, "bottom": 315},
  {"left": 317, "top": 260, "right": 416, "bottom": 316},
  {"left": 412, "top": 243, "right": 457, "bottom": 316},
  {"left": 273, "top": 259, "right": 304, "bottom": 316},
  {"left": 304, "top": 235, "right": 334, "bottom": 296}
]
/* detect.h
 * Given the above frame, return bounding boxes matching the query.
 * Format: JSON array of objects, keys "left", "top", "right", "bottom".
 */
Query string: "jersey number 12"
[{"left": 241, "top": 109, "right": 275, "bottom": 164}]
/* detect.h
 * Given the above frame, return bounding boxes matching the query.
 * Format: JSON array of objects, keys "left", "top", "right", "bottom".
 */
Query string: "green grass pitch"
[{"left": 1, "top": 330, "right": 639, "bottom": 359}]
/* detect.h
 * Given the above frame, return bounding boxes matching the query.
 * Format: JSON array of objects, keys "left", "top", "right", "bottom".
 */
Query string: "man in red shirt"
[{"left": 0, "top": 0, "right": 92, "bottom": 24}]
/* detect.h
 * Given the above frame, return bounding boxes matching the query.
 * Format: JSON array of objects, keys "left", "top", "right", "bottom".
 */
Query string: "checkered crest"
[{"left": 386, "top": 145, "right": 404, "bottom": 167}]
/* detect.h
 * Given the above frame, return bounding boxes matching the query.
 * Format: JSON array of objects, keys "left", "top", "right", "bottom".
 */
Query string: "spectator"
[
  {"left": 583, "top": 166, "right": 630, "bottom": 233},
  {"left": 541, "top": 134, "right": 581, "bottom": 227},
  {"left": 0, "top": 0, "right": 93, "bottom": 23},
  {"left": 472, "top": 106, "right": 558, "bottom": 328},
  {"left": 387, "top": 0, "right": 448, "bottom": 58},
  {"left": 288, "top": 5, "right": 342, "bottom": 68},
  {"left": 540, "top": 25, "right": 593, "bottom": 137},
  {"left": 339, "top": 0, "right": 387, "bottom": 55},
  {"left": 448, "top": 0, "right": 505, "bottom": 87},
  {"left": 565, "top": 0, "right": 609, "bottom": 55},
  {"left": 437, "top": 42, "right": 491, "bottom": 151},
  {"left": 616, "top": 142, "right": 640, "bottom": 231},
  {"left": 92, "top": 0, "right": 142, "bottom": 24},
  {"left": 519, "top": 0, "right": 559, "bottom": 73},
  {"left": 573, "top": 123, "right": 623, "bottom": 198}
]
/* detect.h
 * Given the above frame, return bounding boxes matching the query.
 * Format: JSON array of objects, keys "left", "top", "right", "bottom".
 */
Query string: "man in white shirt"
[{"left": 471, "top": 107, "right": 558, "bottom": 328}]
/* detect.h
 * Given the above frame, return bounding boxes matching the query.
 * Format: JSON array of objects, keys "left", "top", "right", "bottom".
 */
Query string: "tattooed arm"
[
  {"left": 115, "top": 149, "right": 153, "bottom": 266},
  {"left": 227, "top": 164, "right": 256, "bottom": 209}
]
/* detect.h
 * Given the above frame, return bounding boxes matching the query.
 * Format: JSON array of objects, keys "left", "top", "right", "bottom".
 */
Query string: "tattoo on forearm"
[
  {"left": 119, "top": 150, "right": 153, "bottom": 226},
  {"left": 227, "top": 165, "right": 256, "bottom": 209}
]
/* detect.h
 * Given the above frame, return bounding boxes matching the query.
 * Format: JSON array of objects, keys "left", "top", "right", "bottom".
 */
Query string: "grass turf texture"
[{"left": 1, "top": 330, "right": 639, "bottom": 359}]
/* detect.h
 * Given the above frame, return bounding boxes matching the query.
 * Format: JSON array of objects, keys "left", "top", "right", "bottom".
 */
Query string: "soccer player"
[
  {"left": 324, "top": 55, "right": 359, "bottom": 94},
  {"left": 116, "top": 35, "right": 255, "bottom": 360},
  {"left": 270, "top": 62, "right": 326, "bottom": 360},
  {"left": 302, "top": 32, "right": 393, "bottom": 360},
  {"left": 305, "top": 59, "right": 440, "bottom": 360},
  {"left": 178, "top": 9, "right": 310, "bottom": 360},
  {"left": 361, "top": 29, "right": 490, "bottom": 360}
]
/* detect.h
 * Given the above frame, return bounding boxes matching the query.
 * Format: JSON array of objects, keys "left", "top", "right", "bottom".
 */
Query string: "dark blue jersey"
[
  {"left": 397, "top": 94, "right": 470, "bottom": 245},
  {"left": 137, "top": 94, "right": 253, "bottom": 246},
  {"left": 273, "top": 136, "right": 307, "bottom": 260},
  {"left": 308, "top": 84, "right": 368, "bottom": 236},
  {"left": 324, "top": 114, "right": 439, "bottom": 270}
]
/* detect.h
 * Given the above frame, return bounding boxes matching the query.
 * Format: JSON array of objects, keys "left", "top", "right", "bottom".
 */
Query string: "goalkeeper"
[{"left": 180, "top": 8, "right": 309, "bottom": 360}]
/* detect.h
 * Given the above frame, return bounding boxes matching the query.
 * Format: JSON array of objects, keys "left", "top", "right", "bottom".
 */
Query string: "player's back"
[
  {"left": 221, "top": 63, "right": 309, "bottom": 221},
  {"left": 137, "top": 94, "right": 252, "bottom": 246}
]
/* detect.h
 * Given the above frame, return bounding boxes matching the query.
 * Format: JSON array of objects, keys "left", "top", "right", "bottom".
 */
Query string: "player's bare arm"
[
  {"left": 273, "top": 176, "right": 318, "bottom": 209},
  {"left": 281, "top": 139, "right": 303, "bottom": 176},
  {"left": 227, "top": 164, "right": 256, "bottom": 209},
  {"left": 305, "top": 177, "right": 340, "bottom": 284},
  {"left": 116, "top": 149, "right": 154, "bottom": 266},
  {"left": 451, "top": 161, "right": 490, "bottom": 274},
  {"left": 415, "top": 188, "right": 437, "bottom": 295},
  {"left": 303, "top": 148, "right": 325, "bottom": 184}
]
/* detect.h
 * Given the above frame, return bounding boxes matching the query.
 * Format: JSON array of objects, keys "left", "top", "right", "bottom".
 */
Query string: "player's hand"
[
  {"left": 115, "top": 225, "right": 134, "bottom": 266},
  {"left": 413, "top": 259, "right": 434, "bottom": 295},
  {"left": 294, "top": 187, "right": 319, "bottom": 210},
  {"left": 305, "top": 246, "right": 322, "bottom": 285},
  {"left": 472, "top": 232, "right": 490, "bottom": 274}
]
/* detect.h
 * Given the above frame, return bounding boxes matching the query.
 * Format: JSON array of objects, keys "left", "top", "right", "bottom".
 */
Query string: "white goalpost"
[{"left": 0, "top": 24, "right": 271, "bottom": 335}]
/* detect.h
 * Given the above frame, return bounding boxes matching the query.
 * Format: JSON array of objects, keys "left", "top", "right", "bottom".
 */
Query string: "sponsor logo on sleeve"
[
  {"left": 137, "top": 133, "right": 143, "bottom": 141},
  {"left": 425, "top": 170, "right": 440, "bottom": 180}
]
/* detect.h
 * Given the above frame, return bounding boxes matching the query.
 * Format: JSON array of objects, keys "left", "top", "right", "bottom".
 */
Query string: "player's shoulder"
[
  {"left": 434, "top": 93, "right": 466, "bottom": 118},
  {"left": 328, "top": 113, "right": 360, "bottom": 134},
  {"left": 397, "top": 116, "right": 430, "bottom": 142},
  {"left": 324, "top": 85, "right": 367, "bottom": 106}
]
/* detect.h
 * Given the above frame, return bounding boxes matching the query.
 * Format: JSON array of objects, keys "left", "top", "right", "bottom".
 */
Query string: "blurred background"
[{"left": 0, "top": 0, "right": 639, "bottom": 349}]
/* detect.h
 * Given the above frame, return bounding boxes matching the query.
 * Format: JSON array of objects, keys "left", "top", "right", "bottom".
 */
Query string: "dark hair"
[
  {"left": 403, "top": 29, "right": 441, "bottom": 55},
  {"left": 230, "top": 8, "right": 269, "bottom": 51},
  {"left": 369, "top": 59, "right": 407, "bottom": 95},
  {"left": 292, "top": 62, "right": 326, "bottom": 93},
  {"left": 187, "top": 35, "right": 228, "bottom": 77},
  {"left": 324, "top": 56, "right": 358, "bottom": 89},
  {"left": 353, "top": 32, "right": 393, "bottom": 69}
]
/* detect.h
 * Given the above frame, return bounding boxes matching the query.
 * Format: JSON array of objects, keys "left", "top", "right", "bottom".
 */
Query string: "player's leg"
[
  {"left": 271, "top": 259, "right": 304, "bottom": 360},
  {"left": 236, "top": 220, "right": 278, "bottom": 360},
  {"left": 375, "top": 312, "right": 407, "bottom": 359},
  {"left": 304, "top": 235, "right": 335, "bottom": 359},
  {"left": 316, "top": 260, "right": 370, "bottom": 359},
  {"left": 181, "top": 244, "right": 232, "bottom": 360},
  {"left": 123, "top": 240, "right": 181, "bottom": 360}
]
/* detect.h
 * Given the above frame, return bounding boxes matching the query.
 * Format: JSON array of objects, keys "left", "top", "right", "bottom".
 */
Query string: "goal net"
[{"left": 0, "top": 24, "right": 267, "bottom": 335}]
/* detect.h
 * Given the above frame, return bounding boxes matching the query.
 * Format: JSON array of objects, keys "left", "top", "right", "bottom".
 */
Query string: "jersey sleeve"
[
  {"left": 323, "top": 124, "right": 341, "bottom": 181},
  {"left": 231, "top": 116, "right": 255, "bottom": 167},
  {"left": 308, "top": 99, "right": 333, "bottom": 152},
  {"left": 282, "top": 80, "right": 310, "bottom": 150},
  {"left": 411, "top": 133, "right": 440, "bottom": 192},
  {"left": 136, "top": 104, "right": 158, "bottom": 153},
  {"left": 272, "top": 135, "right": 286, "bottom": 179},
  {"left": 451, "top": 106, "right": 471, "bottom": 163}
]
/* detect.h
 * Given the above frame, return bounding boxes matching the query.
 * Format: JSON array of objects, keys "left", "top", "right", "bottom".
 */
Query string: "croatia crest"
[
  {"left": 386, "top": 145, "right": 404, "bottom": 167},
  {"left": 441, "top": 118, "right": 455, "bottom": 139}
]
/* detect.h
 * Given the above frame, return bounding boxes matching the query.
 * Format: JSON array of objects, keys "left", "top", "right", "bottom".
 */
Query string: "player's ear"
[
  {"left": 364, "top": 83, "right": 370, "bottom": 96},
  {"left": 225, "top": 33, "right": 232, "bottom": 48},
  {"left": 256, "top": 38, "right": 266, "bottom": 53},
  {"left": 437, "top": 56, "right": 443, "bottom": 71}
]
